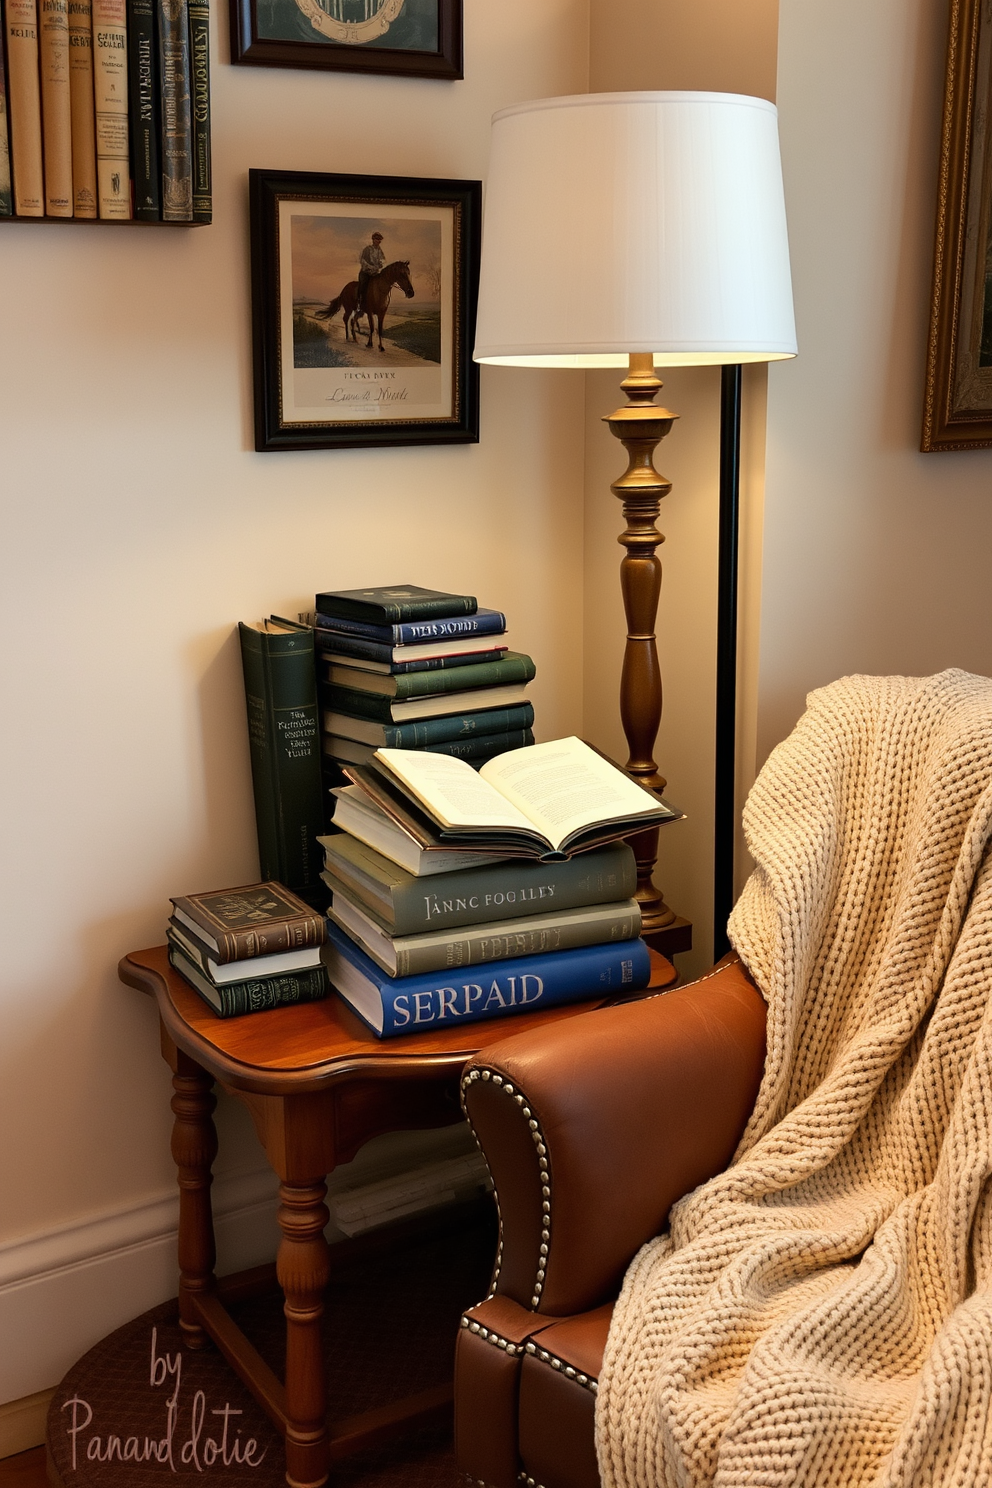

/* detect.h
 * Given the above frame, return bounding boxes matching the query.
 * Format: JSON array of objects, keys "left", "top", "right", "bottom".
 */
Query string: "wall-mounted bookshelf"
[{"left": 0, "top": 0, "right": 211, "bottom": 227}]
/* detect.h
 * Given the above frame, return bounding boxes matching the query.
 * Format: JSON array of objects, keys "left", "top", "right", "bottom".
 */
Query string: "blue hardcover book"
[
  {"left": 322, "top": 922, "right": 650, "bottom": 1038},
  {"left": 315, "top": 607, "right": 508, "bottom": 646}
]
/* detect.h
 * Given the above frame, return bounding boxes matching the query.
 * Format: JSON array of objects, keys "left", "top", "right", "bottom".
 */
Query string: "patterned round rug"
[{"left": 47, "top": 1209, "right": 495, "bottom": 1487}]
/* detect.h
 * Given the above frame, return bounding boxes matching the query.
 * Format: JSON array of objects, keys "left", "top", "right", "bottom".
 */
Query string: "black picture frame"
[
  {"left": 230, "top": 0, "right": 462, "bottom": 78},
  {"left": 249, "top": 169, "right": 481, "bottom": 453}
]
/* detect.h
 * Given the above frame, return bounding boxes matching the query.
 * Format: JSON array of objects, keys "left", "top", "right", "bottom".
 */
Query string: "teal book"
[
  {"left": 324, "top": 682, "right": 530, "bottom": 725},
  {"left": 322, "top": 702, "right": 535, "bottom": 749},
  {"left": 315, "top": 585, "right": 477, "bottom": 625},
  {"left": 322, "top": 923, "right": 650, "bottom": 1039},
  {"left": 188, "top": 0, "right": 209, "bottom": 221},
  {"left": 169, "top": 944, "right": 327, "bottom": 1018},
  {"left": 319, "top": 835, "right": 638, "bottom": 936},
  {"left": 238, "top": 619, "right": 324, "bottom": 902},
  {"left": 325, "top": 651, "right": 536, "bottom": 701}
]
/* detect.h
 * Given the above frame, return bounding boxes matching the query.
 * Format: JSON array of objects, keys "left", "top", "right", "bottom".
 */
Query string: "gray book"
[
  {"left": 318, "top": 832, "right": 637, "bottom": 936},
  {"left": 328, "top": 886, "right": 641, "bottom": 978},
  {"left": 157, "top": 0, "right": 191, "bottom": 221}
]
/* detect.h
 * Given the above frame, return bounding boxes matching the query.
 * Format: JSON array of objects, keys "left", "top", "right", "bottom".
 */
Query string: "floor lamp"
[{"left": 473, "top": 91, "right": 796, "bottom": 951}]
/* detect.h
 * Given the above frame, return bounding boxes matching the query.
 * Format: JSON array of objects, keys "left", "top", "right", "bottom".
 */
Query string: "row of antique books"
[
  {"left": 166, "top": 736, "right": 679, "bottom": 1032},
  {"left": 0, "top": 0, "right": 210, "bottom": 220}
]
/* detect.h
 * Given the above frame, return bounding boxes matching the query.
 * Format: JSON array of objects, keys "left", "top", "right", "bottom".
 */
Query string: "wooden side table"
[{"left": 120, "top": 946, "right": 676, "bottom": 1488}]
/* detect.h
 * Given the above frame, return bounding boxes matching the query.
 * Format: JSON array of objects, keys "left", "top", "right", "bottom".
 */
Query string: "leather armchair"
[{"left": 454, "top": 956, "right": 767, "bottom": 1488}]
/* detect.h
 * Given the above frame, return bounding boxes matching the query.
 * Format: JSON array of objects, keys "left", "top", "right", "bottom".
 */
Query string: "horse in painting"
[{"left": 314, "top": 260, "right": 415, "bottom": 352}]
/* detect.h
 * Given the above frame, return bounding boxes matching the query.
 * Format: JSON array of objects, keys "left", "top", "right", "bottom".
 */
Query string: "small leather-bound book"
[{"left": 170, "top": 882, "right": 326, "bottom": 964}]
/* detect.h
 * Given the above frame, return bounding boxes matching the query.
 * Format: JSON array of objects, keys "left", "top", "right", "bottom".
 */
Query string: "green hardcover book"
[
  {"left": 169, "top": 944, "right": 327, "bottom": 1018},
  {"left": 187, "top": 0, "right": 209, "bottom": 221},
  {"left": 315, "top": 585, "right": 477, "bottom": 625},
  {"left": 322, "top": 702, "right": 535, "bottom": 749},
  {"left": 328, "top": 887, "right": 642, "bottom": 978},
  {"left": 323, "top": 728, "right": 534, "bottom": 769},
  {"left": 318, "top": 834, "right": 638, "bottom": 936},
  {"left": 238, "top": 619, "right": 324, "bottom": 902},
  {"left": 325, "top": 651, "right": 536, "bottom": 701},
  {"left": 325, "top": 682, "right": 530, "bottom": 725}
]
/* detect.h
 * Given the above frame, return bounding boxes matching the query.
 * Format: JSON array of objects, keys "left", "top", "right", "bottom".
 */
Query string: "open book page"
[
  {"left": 479, "top": 737, "right": 659, "bottom": 851},
  {"left": 375, "top": 749, "right": 536, "bottom": 833}
]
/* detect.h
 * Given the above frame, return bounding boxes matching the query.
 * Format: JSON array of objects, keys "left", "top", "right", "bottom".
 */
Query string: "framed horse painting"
[
  {"left": 249, "top": 170, "right": 481, "bottom": 451},
  {"left": 230, "top": 0, "right": 461, "bottom": 77}
]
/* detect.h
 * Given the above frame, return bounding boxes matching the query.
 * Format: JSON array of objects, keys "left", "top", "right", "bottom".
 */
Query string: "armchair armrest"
[{"left": 461, "top": 956, "right": 766, "bottom": 1317}]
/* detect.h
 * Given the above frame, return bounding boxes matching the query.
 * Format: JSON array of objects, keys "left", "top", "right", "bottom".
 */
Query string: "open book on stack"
[
  {"left": 341, "top": 736, "right": 681, "bottom": 862},
  {"left": 318, "top": 736, "right": 681, "bottom": 1038}
]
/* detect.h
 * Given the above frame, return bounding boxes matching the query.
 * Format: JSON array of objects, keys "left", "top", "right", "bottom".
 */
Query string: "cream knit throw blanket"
[{"left": 597, "top": 670, "right": 992, "bottom": 1488}]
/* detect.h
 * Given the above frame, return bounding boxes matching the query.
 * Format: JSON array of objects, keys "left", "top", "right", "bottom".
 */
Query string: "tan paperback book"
[
  {"left": 5, "top": 0, "right": 45, "bottom": 216},
  {"left": 91, "top": 0, "right": 130, "bottom": 218},
  {"left": 67, "top": 0, "right": 97, "bottom": 216},
  {"left": 39, "top": 0, "right": 73, "bottom": 215}
]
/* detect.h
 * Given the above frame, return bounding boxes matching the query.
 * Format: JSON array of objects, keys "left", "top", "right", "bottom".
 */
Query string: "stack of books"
[
  {"left": 314, "top": 585, "right": 536, "bottom": 772},
  {"left": 0, "top": 0, "right": 210, "bottom": 221},
  {"left": 318, "top": 736, "right": 682, "bottom": 1039},
  {"left": 167, "top": 882, "right": 327, "bottom": 1018}
]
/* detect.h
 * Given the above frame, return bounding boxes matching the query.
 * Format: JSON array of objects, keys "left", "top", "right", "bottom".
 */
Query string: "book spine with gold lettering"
[
  {"left": 67, "top": 0, "right": 97, "bottom": 215},
  {"left": 126, "top": 0, "right": 158, "bottom": 217},
  {"left": 5, "top": 0, "right": 45, "bottom": 215},
  {"left": 0, "top": 36, "right": 12, "bottom": 215},
  {"left": 157, "top": 0, "right": 191, "bottom": 221},
  {"left": 38, "top": 0, "right": 73, "bottom": 215},
  {"left": 91, "top": 0, "right": 129, "bottom": 218},
  {"left": 187, "top": 0, "right": 208, "bottom": 221}
]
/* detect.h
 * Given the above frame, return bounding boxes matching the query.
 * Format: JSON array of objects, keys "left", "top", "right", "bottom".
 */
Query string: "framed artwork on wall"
[
  {"left": 230, "top": 0, "right": 462, "bottom": 77},
  {"left": 249, "top": 169, "right": 481, "bottom": 452},
  {"left": 923, "top": 0, "right": 992, "bottom": 450}
]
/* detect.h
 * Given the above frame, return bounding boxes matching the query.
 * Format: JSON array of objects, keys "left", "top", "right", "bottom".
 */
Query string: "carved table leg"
[
  {"left": 170, "top": 1051, "right": 218, "bottom": 1349},
  {"left": 277, "top": 1179, "right": 331, "bottom": 1488}
]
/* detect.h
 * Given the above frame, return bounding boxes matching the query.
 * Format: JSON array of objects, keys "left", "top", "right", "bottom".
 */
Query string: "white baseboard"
[
  {"left": 0, "top": 1388, "right": 54, "bottom": 1458},
  {"left": 0, "top": 1124, "right": 481, "bottom": 1418},
  {"left": 0, "top": 1167, "right": 280, "bottom": 1407}
]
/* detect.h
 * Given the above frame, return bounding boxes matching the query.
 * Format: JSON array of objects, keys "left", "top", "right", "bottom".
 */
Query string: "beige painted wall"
[
  {"left": 0, "top": 0, "right": 589, "bottom": 1288},
  {"left": 759, "top": 0, "right": 992, "bottom": 760},
  {"left": 583, "top": 0, "right": 778, "bottom": 974}
]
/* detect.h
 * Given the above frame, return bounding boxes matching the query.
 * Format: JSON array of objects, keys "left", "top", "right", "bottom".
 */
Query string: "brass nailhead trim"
[
  {"left": 523, "top": 1341, "right": 598, "bottom": 1394},
  {"left": 460, "top": 1314, "right": 526, "bottom": 1356},
  {"left": 461, "top": 1064, "right": 552, "bottom": 1307}
]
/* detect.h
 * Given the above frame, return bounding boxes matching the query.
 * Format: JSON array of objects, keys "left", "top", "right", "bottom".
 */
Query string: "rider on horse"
[{"left": 356, "top": 232, "right": 385, "bottom": 317}]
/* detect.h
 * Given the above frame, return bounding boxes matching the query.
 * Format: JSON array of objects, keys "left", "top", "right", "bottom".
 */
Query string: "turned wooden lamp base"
[{"left": 605, "top": 353, "right": 691, "bottom": 955}]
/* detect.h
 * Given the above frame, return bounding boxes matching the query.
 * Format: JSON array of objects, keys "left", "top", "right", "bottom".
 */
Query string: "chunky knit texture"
[{"left": 597, "top": 670, "right": 992, "bottom": 1488}]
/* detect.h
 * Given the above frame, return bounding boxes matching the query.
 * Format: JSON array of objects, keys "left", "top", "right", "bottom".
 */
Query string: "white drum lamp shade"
[{"left": 473, "top": 91, "right": 797, "bottom": 368}]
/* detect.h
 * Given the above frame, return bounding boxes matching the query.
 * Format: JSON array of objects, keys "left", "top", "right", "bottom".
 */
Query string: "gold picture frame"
[{"left": 923, "top": 0, "right": 992, "bottom": 450}]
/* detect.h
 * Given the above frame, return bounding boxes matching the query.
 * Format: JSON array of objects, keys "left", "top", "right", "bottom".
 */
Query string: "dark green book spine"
[
  {"left": 239, "top": 623, "right": 324, "bottom": 900},
  {"left": 383, "top": 704, "right": 534, "bottom": 747},
  {"left": 187, "top": 0, "right": 208, "bottom": 221},
  {"left": 156, "top": 0, "right": 191, "bottom": 220},
  {"left": 427, "top": 728, "right": 533, "bottom": 762},
  {"left": 170, "top": 945, "right": 327, "bottom": 1016},
  {"left": 359, "top": 651, "right": 535, "bottom": 701},
  {"left": 127, "top": 0, "right": 160, "bottom": 219}
]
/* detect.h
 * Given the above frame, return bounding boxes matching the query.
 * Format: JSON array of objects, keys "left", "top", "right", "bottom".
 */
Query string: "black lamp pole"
[{"left": 713, "top": 364, "right": 743, "bottom": 961}]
